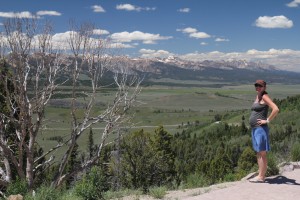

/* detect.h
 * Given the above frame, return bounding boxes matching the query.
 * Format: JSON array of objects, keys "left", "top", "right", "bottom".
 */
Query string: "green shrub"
[
  {"left": 291, "top": 142, "right": 300, "bottom": 161},
  {"left": 148, "top": 186, "right": 167, "bottom": 199},
  {"left": 59, "top": 190, "right": 84, "bottom": 200},
  {"left": 208, "top": 153, "right": 233, "bottom": 183},
  {"left": 237, "top": 147, "right": 256, "bottom": 171},
  {"left": 102, "top": 189, "right": 142, "bottom": 200},
  {"left": 183, "top": 173, "right": 209, "bottom": 189},
  {"left": 24, "top": 187, "right": 81, "bottom": 200},
  {"left": 74, "top": 166, "right": 107, "bottom": 200},
  {"left": 74, "top": 180, "right": 100, "bottom": 200},
  {"left": 32, "top": 185, "right": 60, "bottom": 200},
  {"left": 223, "top": 173, "right": 236, "bottom": 182},
  {"left": 6, "top": 178, "right": 28, "bottom": 197},
  {"left": 266, "top": 152, "right": 279, "bottom": 176}
]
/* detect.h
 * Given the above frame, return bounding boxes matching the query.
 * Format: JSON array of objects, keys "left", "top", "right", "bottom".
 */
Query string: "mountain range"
[{"left": 116, "top": 56, "right": 300, "bottom": 86}]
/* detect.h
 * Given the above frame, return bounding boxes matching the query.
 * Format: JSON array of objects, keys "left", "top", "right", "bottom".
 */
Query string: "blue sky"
[{"left": 1, "top": 0, "right": 300, "bottom": 72}]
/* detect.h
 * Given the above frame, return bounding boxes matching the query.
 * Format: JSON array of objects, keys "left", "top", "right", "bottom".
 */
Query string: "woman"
[{"left": 249, "top": 80, "right": 279, "bottom": 183}]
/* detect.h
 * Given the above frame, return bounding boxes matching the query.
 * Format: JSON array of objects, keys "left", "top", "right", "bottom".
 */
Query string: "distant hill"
[
  {"left": 122, "top": 56, "right": 300, "bottom": 85},
  {"left": 25, "top": 55, "right": 300, "bottom": 87}
]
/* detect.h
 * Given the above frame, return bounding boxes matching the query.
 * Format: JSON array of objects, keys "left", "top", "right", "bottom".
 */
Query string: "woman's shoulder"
[
  {"left": 262, "top": 93, "right": 270, "bottom": 99},
  {"left": 262, "top": 93, "right": 274, "bottom": 104}
]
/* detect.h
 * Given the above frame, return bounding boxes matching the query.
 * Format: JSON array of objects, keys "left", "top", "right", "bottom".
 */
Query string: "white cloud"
[
  {"left": 143, "top": 40, "right": 156, "bottom": 44},
  {"left": 0, "top": 10, "right": 62, "bottom": 18},
  {"left": 286, "top": 0, "right": 300, "bottom": 7},
  {"left": 51, "top": 31, "right": 133, "bottom": 49},
  {"left": 51, "top": 31, "right": 73, "bottom": 49},
  {"left": 139, "top": 49, "right": 156, "bottom": 54},
  {"left": 93, "top": 29, "right": 109, "bottom": 35},
  {"left": 0, "top": 11, "right": 37, "bottom": 18},
  {"left": 51, "top": 30, "right": 169, "bottom": 50},
  {"left": 143, "top": 7, "right": 156, "bottom": 11},
  {"left": 116, "top": 4, "right": 155, "bottom": 12},
  {"left": 255, "top": 15, "right": 293, "bottom": 28},
  {"left": 36, "top": 11, "right": 61, "bottom": 16},
  {"left": 109, "top": 42, "right": 134, "bottom": 48},
  {"left": 91, "top": 5, "right": 105, "bottom": 13},
  {"left": 190, "top": 32, "right": 211, "bottom": 39},
  {"left": 110, "top": 31, "right": 172, "bottom": 44},
  {"left": 177, "top": 27, "right": 197, "bottom": 33},
  {"left": 178, "top": 27, "right": 211, "bottom": 39},
  {"left": 139, "top": 48, "right": 173, "bottom": 58},
  {"left": 200, "top": 42, "right": 208, "bottom": 45},
  {"left": 116, "top": 4, "right": 136, "bottom": 11},
  {"left": 215, "top": 38, "right": 229, "bottom": 42},
  {"left": 178, "top": 8, "right": 190, "bottom": 13}
]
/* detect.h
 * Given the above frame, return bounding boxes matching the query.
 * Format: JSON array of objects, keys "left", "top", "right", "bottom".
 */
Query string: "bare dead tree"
[
  {"left": 0, "top": 18, "right": 142, "bottom": 190},
  {"left": 51, "top": 21, "right": 142, "bottom": 187},
  {"left": 0, "top": 18, "right": 68, "bottom": 189}
]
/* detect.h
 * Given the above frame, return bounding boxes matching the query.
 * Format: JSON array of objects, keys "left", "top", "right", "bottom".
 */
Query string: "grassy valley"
[
  {"left": 43, "top": 81, "right": 300, "bottom": 132},
  {"left": 39, "top": 81, "right": 300, "bottom": 161}
]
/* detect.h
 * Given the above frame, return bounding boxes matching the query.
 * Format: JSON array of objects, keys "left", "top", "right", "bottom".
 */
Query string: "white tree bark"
[
  {"left": 52, "top": 21, "right": 142, "bottom": 187},
  {"left": 0, "top": 18, "right": 141, "bottom": 189}
]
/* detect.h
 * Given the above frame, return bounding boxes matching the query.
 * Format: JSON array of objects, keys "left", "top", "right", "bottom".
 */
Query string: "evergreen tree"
[
  {"left": 120, "top": 129, "right": 156, "bottom": 191},
  {"left": 88, "top": 127, "right": 94, "bottom": 159},
  {"left": 237, "top": 147, "right": 256, "bottom": 172},
  {"left": 65, "top": 143, "right": 81, "bottom": 186},
  {"left": 208, "top": 152, "right": 233, "bottom": 183},
  {"left": 151, "top": 126, "right": 176, "bottom": 186}
]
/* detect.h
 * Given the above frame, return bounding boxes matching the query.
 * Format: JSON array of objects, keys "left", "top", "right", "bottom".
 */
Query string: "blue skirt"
[{"left": 251, "top": 125, "right": 270, "bottom": 152}]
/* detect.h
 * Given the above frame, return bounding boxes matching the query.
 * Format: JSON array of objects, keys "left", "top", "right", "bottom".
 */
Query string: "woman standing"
[{"left": 249, "top": 80, "right": 279, "bottom": 183}]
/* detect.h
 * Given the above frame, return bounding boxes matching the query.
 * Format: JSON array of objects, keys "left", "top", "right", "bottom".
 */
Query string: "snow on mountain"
[{"left": 123, "top": 56, "right": 277, "bottom": 73}]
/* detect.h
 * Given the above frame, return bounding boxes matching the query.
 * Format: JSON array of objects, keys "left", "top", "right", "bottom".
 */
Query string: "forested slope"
[
  {"left": 84, "top": 94, "right": 300, "bottom": 197},
  {"left": 3, "top": 93, "right": 300, "bottom": 199}
]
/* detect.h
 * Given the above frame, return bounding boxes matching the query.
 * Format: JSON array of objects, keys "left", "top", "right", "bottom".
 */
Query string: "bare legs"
[{"left": 257, "top": 151, "right": 267, "bottom": 180}]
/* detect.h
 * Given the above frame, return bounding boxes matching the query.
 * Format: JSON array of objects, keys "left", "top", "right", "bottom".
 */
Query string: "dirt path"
[
  {"left": 122, "top": 162, "right": 300, "bottom": 200},
  {"left": 168, "top": 168, "right": 300, "bottom": 200}
]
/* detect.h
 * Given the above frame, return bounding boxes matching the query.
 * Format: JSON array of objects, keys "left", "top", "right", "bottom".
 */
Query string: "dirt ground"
[{"left": 121, "top": 162, "right": 300, "bottom": 200}]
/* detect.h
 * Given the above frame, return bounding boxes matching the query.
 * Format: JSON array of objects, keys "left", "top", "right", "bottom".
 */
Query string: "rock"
[
  {"left": 7, "top": 194, "right": 23, "bottom": 200},
  {"left": 241, "top": 172, "right": 258, "bottom": 181},
  {"left": 291, "top": 161, "right": 300, "bottom": 169}
]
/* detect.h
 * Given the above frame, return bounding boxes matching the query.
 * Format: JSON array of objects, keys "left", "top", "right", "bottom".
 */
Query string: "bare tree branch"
[
  {"left": 1, "top": 19, "right": 142, "bottom": 190},
  {"left": 0, "top": 17, "right": 67, "bottom": 189}
]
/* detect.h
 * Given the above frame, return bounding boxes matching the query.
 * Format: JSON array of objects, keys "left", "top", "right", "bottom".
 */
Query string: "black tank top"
[{"left": 249, "top": 102, "right": 269, "bottom": 128}]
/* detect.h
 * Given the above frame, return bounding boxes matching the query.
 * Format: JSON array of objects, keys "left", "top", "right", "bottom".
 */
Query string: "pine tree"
[
  {"left": 87, "top": 127, "right": 94, "bottom": 159},
  {"left": 151, "top": 126, "right": 176, "bottom": 185}
]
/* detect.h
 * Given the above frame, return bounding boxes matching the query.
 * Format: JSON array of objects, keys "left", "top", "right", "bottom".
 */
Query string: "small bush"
[
  {"left": 74, "top": 180, "right": 100, "bottom": 200},
  {"left": 25, "top": 189, "right": 75, "bottom": 200},
  {"left": 148, "top": 186, "right": 167, "bottom": 199},
  {"left": 266, "top": 152, "right": 279, "bottom": 176},
  {"left": 183, "top": 173, "right": 209, "bottom": 189},
  {"left": 237, "top": 147, "right": 256, "bottom": 171},
  {"left": 102, "top": 189, "right": 143, "bottom": 200},
  {"left": 6, "top": 178, "right": 28, "bottom": 197},
  {"left": 59, "top": 190, "right": 84, "bottom": 200},
  {"left": 74, "top": 166, "right": 107, "bottom": 200},
  {"left": 291, "top": 142, "right": 300, "bottom": 161},
  {"left": 223, "top": 173, "right": 236, "bottom": 182},
  {"left": 32, "top": 185, "right": 60, "bottom": 200}
]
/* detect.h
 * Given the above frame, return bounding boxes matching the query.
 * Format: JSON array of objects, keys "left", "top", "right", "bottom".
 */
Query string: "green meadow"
[{"left": 38, "top": 81, "right": 300, "bottom": 157}]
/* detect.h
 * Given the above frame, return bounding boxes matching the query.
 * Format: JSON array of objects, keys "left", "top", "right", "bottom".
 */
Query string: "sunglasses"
[{"left": 254, "top": 84, "right": 263, "bottom": 88}]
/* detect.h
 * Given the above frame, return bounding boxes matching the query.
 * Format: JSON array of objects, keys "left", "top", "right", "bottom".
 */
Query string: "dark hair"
[{"left": 258, "top": 90, "right": 268, "bottom": 102}]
